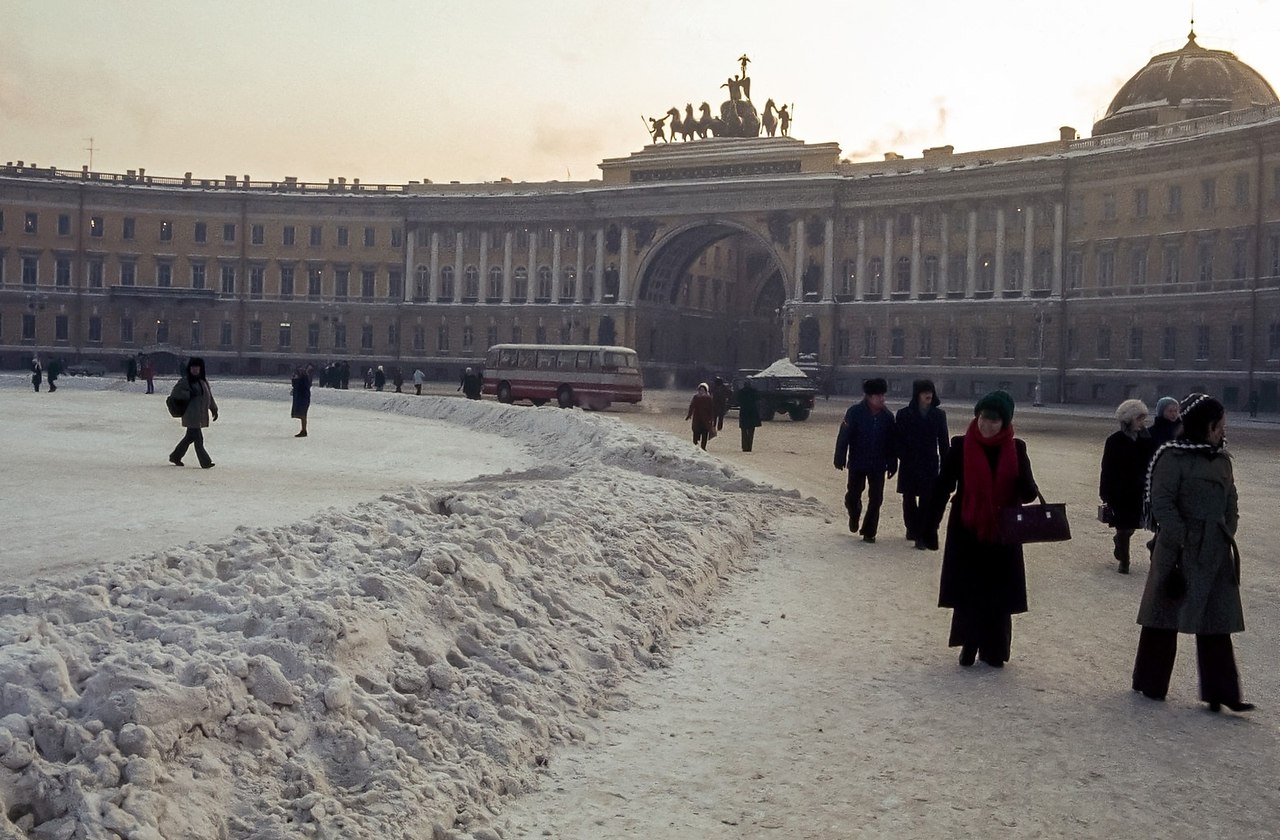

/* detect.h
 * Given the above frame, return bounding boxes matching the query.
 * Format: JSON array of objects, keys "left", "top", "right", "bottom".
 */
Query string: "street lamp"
[{"left": 1033, "top": 303, "right": 1050, "bottom": 406}]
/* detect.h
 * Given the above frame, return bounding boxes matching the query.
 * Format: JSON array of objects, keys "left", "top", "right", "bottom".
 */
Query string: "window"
[
  {"left": 1196, "top": 325, "right": 1210, "bottom": 360},
  {"left": 280, "top": 265, "right": 294, "bottom": 299},
  {"left": 120, "top": 316, "right": 133, "bottom": 343},
  {"left": 535, "top": 325, "right": 547, "bottom": 344},
  {"left": 249, "top": 266, "right": 264, "bottom": 299},
  {"left": 248, "top": 321, "right": 262, "bottom": 347},
  {"left": 1230, "top": 324, "right": 1245, "bottom": 360},
  {"left": 58, "top": 214, "right": 71, "bottom": 236},
  {"left": 194, "top": 222, "right": 207, "bottom": 243},
  {"left": 251, "top": 224, "right": 264, "bottom": 245},
  {"left": 1235, "top": 174, "right": 1250, "bottom": 208},
  {"left": 536, "top": 265, "right": 553, "bottom": 300},
  {"left": 463, "top": 325, "right": 474, "bottom": 351},
  {"left": 560, "top": 265, "right": 576, "bottom": 300},
  {"left": 413, "top": 325, "right": 425, "bottom": 351},
  {"left": 1197, "top": 242, "right": 1215, "bottom": 285},
  {"left": 1128, "top": 327, "right": 1143, "bottom": 360},
  {"left": 1096, "top": 326, "right": 1111, "bottom": 360},
  {"left": 488, "top": 325, "right": 499, "bottom": 349},
  {"left": 155, "top": 319, "right": 168, "bottom": 344},
  {"left": 415, "top": 266, "right": 430, "bottom": 298},
  {"left": 1067, "top": 327, "right": 1078, "bottom": 360},
  {"left": 363, "top": 226, "right": 375, "bottom": 247},
  {"left": 88, "top": 259, "right": 103, "bottom": 288},
  {"left": 220, "top": 265, "right": 235, "bottom": 295},
  {"left": 55, "top": 314, "right": 68, "bottom": 342},
  {"left": 464, "top": 265, "right": 480, "bottom": 300},
  {"left": 894, "top": 257, "right": 911, "bottom": 294},
  {"left": 308, "top": 323, "right": 320, "bottom": 350},
  {"left": 309, "top": 225, "right": 322, "bottom": 247},
  {"left": 24, "top": 212, "right": 38, "bottom": 234},
  {"left": 220, "top": 321, "right": 233, "bottom": 347},
  {"left": 308, "top": 267, "right": 322, "bottom": 299},
  {"left": 160, "top": 220, "right": 172, "bottom": 241},
  {"left": 439, "top": 265, "right": 454, "bottom": 299},
  {"left": 1005, "top": 251, "right": 1023, "bottom": 292},
  {"left": 88, "top": 316, "right": 102, "bottom": 343},
  {"left": 191, "top": 262, "right": 206, "bottom": 289},
  {"left": 437, "top": 324, "right": 450, "bottom": 352},
  {"left": 388, "top": 270, "right": 402, "bottom": 300},
  {"left": 1096, "top": 250, "right": 1115, "bottom": 288},
  {"left": 361, "top": 324, "right": 373, "bottom": 350},
  {"left": 973, "top": 327, "right": 988, "bottom": 358},
  {"left": 1167, "top": 185, "right": 1182, "bottom": 215},
  {"left": 1231, "top": 239, "right": 1248, "bottom": 280},
  {"left": 55, "top": 258, "right": 71, "bottom": 286},
  {"left": 1269, "top": 322, "right": 1280, "bottom": 360},
  {"left": 388, "top": 323, "right": 399, "bottom": 349},
  {"left": 1134, "top": 188, "right": 1149, "bottom": 219},
  {"left": 1002, "top": 327, "right": 1016, "bottom": 358},
  {"left": 223, "top": 223, "right": 236, "bottom": 243},
  {"left": 122, "top": 218, "right": 135, "bottom": 240},
  {"left": 862, "top": 328, "right": 877, "bottom": 358},
  {"left": 1130, "top": 246, "right": 1148, "bottom": 288},
  {"left": 1200, "top": 178, "right": 1216, "bottom": 211},
  {"left": 21, "top": 256, "right": 37, "bottom": 286},
  {"left": 157, "top": 263, "right": 172, "bottom": 288},
  {"left": 119, "top": 261, "right": 135, "bottom": 286},
  {"left": 890, "top": 327, "right": 905, "bottom": 358},
  {"left": 362, "top": 270, "right": 375, "bottom": 299},
  {"left": 1163, "top": 326, "right": 1177, "bottom": 360},
  {"left": 22, "top": 313, "right": 35, "bottom": 341},
  {"left": 334, "top": 268, "right": 349, "bottom": 300},
  {"left": 513, "top": 266, "right": 528, "bottom": 299},
  {"left": 1162, "top": 244, "right": 1181, "bottom": 286},
  {"left": 283, "top": 226, "right": 296, "bottom": 246},
  {"left": 390, "top": 228, "right": 402, "bottom": 248},
  {"left": 917, "top": 328, "right": 932, "bottom": 358},
  {"left": 489, "top": 266, "right": 504, "bottom": 299},
  {"left": 946, "top": 329, "right": 959, "bottom": 358},
  {"left": 337, "top": 226, "right": 349, "bottom": 247},
  {"left": 90, "top": 216, "right": 103, "bottom": 238},
  {"left": 866, "top": 257, "right": 883, "bottom": 296},
  {"left": 1102, "top": 193, "right": 1116, "bottom": 221},
  {"left": 190, "top": 320, "right": 202, "bottom": 347}
]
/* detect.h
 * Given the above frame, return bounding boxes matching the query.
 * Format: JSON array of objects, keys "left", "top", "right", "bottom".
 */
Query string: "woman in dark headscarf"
[
  {"left": 931, "top": 391, "right": 1040, "bottom": 668},
  {"left": 1148, "top": 396, "right": 1180, "bottom": 448},
  {"left": 895, "top": 378, "right": 950, "bottom": 550},
  {"left": 168, "top": 357, "right": 218, "bottom": 468},
  {"left": 1132, "top": 393, "right": 1252, "bottom": 713}
]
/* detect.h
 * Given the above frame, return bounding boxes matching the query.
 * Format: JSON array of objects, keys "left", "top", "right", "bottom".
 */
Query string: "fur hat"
[
  {"left": 1115, "top": 399, "right": 1149, "bottom": 426},
  {"left": 862, "top": 377, "right": 888, "bottom": 395},
  {"left": 973, "top": 390, "right": 1014, "bottom": 425}
]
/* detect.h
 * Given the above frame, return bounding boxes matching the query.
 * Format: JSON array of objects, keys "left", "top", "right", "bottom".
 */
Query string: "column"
[
  {"left": 939, "top": 212, "right": 950, "bottom": 294},
  {"left": 855, "top": 218, "right": 866, "bottom": 301},
  {"left": 793, "top": 217, "right": 806, "bottom": 301},
  {"left": 593, "top": 226, "right": 605, "bottom": 304},
  {"left": 404, "top": 227, "right": 416, "bottom": 303},
  {"left": 526, "top": 234, "right": 536, "bottom": 304},
  {"left": 551, "top": 230, "right": 562, "bottom": 302},
  {"left": 1053, "top": 202, "right": 1065, "bottom": 295},
  {"left": 502, "top": 231, "right": 513, "bottom": 303},
  {"left": 1023, "top": 204, "right": 1035, "bottom": 293},
  {"left": 574, "top": 231, "right": 586, "bottom": 304},
  {"left": 883, "top": 218, "right": 894, "bottom": 296},
  {"left": 994, "top": 207, "right": 1006, "bottom": 293},
  {"left": 966, "top": 209, "right": 978, "bottom": 297},
  {"left": 479, "top": 230, "right": 489, "bottom": 299},
  {"left": 617, "top": 226, "right": 631, "bottom": 303},
  {"left": 453, "top": 231, "right": 463, "bottom": 301},
  {"left": 428, "top": 231, "right": 440, "bottom": 301},
  {"left": 822, "top": 217, "right": 835, "bottom": 301},
  {"left": 910, "top": 213, "right": 922, "bottom": 298}
]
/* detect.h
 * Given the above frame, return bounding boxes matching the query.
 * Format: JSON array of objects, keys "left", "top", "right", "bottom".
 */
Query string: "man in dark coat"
[
  {"left": 1099, "top": 399, "right": 1156, "bottom": 573},
  {"left": 712, "top": 376, "right": 733, "bottom": 431},
  {"left": 833, "top": 377, "right": 897, "bottom": 543},
  {"left": 895, "top": 379, "right": 950, "bottom": 550},
  {"left": 737, "top": 380, "right": 762, "bottom": 452}
]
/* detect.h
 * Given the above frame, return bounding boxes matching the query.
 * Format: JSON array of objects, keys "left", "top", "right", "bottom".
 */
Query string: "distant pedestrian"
[
  {"left": 340, "top": 361, "right": 350, "bottom": 390},
  {"left": 413, "top": 368, "right": 426, "bottom": 396},
  {"left": 1247, "top": 391, "right": 1259, "bottom": 418},
  {"left": 895, "top": 379, "right": 949, "bottom": 550},
  {"left": 686, "top": 382, "right": 717, "bottom": 449},
  {"left": 167, "top": 357, "right": 218, "bottom": 469},
  {"left": 126, "top": 355, "right": 138, "bottom": 383},
  {"left": 1149, "top": 396, "right": 1181, "bottom": 449},
  {"left": 737, "top": 379, "right": 762, "bottom": 452},
  {"left": 392, "top": 366, "right": 404, "bottom": 393},
  {"left": 374, "top": 365, "right": 386, "bottom": 391},
  {"left": 364, "top": 367, "right": 374, "bottom": 389},
  {"left": 712, "top": 376, "right": 733, "bottom": 431},
  {"left": 1099, "top": 399, "right": 1155, "bottom": 574},
  {"left": 459, "top": 367, "right": 482, "bottom": 400},
  {"left": 1132, "top": 393, "right": 1253, "bottom": 713},
  {"left": 141, "top": 356, "right": 155, "bottom": 394},
  {"left": 291, "top": 365, "right": 312, "bottom": 437},
  {"left": 46, "top": 358, "right": 60, "bottom": 392},
  {"left": 833, "top": 377, "right": 897, "bottom": 543},
  {"left": 931, "top": 390, "right": 1040, "bottom": 668},
  {"left": 30, "top": 356, "right": 42, "bottom": 392}
]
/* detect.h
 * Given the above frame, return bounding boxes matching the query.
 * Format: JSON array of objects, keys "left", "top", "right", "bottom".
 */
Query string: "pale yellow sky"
[{"left": 2, "top": 0, "right": 1278, "bottom": 185}]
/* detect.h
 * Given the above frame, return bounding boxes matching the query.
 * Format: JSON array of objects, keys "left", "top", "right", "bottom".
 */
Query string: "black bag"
[
  {"left": 166, "top": 394, "right": 188, "bottom": 418},
  {"left": 1097, "top": 503, "right": 1115, "bottom": 525},
  {"left": 999, "top": 492, "right": 1072, "bottom": 545},
  {"left": 1162, "top": 562, "right": 1187, "bottom": 600}
]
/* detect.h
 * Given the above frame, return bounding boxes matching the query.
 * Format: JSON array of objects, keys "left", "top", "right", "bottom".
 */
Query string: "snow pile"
[
  {"left": 752, "top": 358, "right": 807, "bottom": 378},
  {"left": 0, "top": 384, "right": 812, "bottom": 839}
]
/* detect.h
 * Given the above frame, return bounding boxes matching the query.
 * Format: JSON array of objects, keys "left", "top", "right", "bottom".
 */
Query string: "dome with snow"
[{"left": 1092, "top": 29, "right": 1278, "bottom": 136}]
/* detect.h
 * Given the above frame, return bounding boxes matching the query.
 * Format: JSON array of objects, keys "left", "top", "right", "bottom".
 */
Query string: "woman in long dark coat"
[
  {"left": 895, "top": 378, "right": 950, "bottom": 550},
  {"left": 931, "top": 391, "right": 1039, "bottom": 668},
  {"left": 1099, "top": 399, "right": 1155, "bottom": 574},
  {"left": 291, "top": 365, "right": 312, "bottom": 437},
  {"left": 737, "top": 380, "right": 762, "bottom": 452},
  {"left": 1132, "top": 393, "right": 1253, "bottom": 713},
  {"left": 685, "top": 383, "right": 717, "bottom": 450},
  {"left": 1149, "top": 396, "right": 1181, "bottom": 448}
]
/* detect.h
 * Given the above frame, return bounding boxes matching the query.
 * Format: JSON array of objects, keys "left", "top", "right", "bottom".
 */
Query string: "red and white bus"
[{"left": 482, "top": 344, "right": 643, "bottom": 409}]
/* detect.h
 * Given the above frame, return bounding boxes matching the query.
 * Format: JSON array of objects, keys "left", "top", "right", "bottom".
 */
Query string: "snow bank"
[
  {"left": 753, "top": 358, "right": 806, "bottom": 378},
  {"left": 0, "top": 381, "right": 811, "bottom": 839}
]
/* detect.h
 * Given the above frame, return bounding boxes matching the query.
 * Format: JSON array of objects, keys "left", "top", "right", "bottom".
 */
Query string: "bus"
[{"left": 482, "top": 344, "right": 643, "bottom": 409}]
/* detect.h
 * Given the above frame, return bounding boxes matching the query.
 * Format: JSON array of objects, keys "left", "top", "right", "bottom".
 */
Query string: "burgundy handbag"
[{"left": 999, "top": 492, "right": 1072, "bottom": 545}]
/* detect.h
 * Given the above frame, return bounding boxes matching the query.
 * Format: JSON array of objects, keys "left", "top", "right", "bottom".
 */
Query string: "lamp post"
[{"left": 1033, "top": 303, "right": 1049, "bottom": 406}]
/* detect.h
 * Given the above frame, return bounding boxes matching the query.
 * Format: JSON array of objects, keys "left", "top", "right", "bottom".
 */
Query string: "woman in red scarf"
[{"left": 930, "top": 391, "right": 1040, "bottom": 667}]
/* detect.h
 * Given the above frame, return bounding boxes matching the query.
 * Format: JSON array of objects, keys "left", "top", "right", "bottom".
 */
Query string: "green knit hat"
[{"left": 974, "top": 390, "right": 1014, "bottom": 425}]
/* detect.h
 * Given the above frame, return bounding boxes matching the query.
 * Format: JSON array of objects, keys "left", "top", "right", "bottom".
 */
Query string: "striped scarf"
[{"left": 1142, "top": 437, "right": 1227, "bottom": 530}]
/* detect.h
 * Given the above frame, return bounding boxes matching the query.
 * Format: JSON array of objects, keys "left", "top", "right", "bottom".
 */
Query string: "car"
[{"left": 66, "top": 360, "right": 107, "bottom": 376}]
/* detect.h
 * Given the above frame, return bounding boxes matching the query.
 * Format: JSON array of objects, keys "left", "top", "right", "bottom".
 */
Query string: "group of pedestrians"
[{"left": 684, "top": 377, "right": 763, "bottom": 452}]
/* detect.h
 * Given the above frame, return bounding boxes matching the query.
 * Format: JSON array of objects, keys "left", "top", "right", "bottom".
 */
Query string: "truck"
[{"left": 728, "top": 359, "right": 819, "bottom": 422}]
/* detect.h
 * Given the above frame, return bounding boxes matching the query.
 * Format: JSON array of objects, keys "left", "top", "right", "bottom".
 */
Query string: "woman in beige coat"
[{"left": 1131, "top": 393, "right": 1251, "bottom": 713}]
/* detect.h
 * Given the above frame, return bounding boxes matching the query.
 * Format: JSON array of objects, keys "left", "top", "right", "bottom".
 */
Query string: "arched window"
[
  {"left": 1034, "top": 250, "right": 1052, "bottom": 290},
  {"left": 583, "top": 266, "right": 595, "bottom": 301},
  {"left": 947, "top": 254, "right": 966, "bottom": 294},
  {"left": 463, "top": 265, "right": 479, "bottom": 300},
  {"left": 488, "top": 266, "right": 504, "bottom": 299},
  {"left": 536, "top": 266, "right": 553, "bottom": 300},
  {"left": 513, "top": 266, "right": 529, "bottom": 299},
  {"left": 840, "top": 259, "right": 855, "bottom": 296},
  {"left": 894, "top": 256, "right": 911, "bottom": 294},
  {"left": 867, "top": 257, "right": 883, "bottom": 296},
  {"left": 560, "top": 265, "right": 576, "bottom": 300},
  {"left": 1006, "top": 251, "right": 1023, "bottom": 292},
  {"left": 978, "top": 253, "right": 995, "bottom": 292},
  {"left": 415, "top": 265, "right": 430, "bottom": 299},
  {"left": 923, "top": 256, "right": 940, "bottom": 295},
  {"left": 439, "top": 265, "right": 454, "bottom": 300}
]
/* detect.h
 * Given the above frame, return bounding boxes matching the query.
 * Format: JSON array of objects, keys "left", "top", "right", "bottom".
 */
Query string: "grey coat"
[
  {"left": 170, "top": 378, "right": 218, "bottom": 429},
  {"left": 1136, "top": 447, "right": 1243, "bottom": 634}
]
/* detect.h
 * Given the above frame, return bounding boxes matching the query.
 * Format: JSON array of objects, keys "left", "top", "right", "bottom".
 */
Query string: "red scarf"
[{"left": 960, "top": 418, "right": 1019, "bottom": 543}]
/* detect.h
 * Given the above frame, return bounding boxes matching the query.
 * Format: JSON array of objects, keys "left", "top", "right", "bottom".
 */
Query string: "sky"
[{"left": 3, "top": 0, "right": 1279, "bottom": 185}]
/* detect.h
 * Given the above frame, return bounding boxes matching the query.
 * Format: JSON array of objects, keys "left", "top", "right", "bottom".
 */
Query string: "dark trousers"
[
  {"left": 845, "top": 470, "right": 886, "bottom": 537},
  {"left": 950, "top": 608, "right": 1013, "bottom": 664},
  {"left": 1132, "top": 627, "right": 1242, "bottom": 703},
  {"left": 415, "top": 384, "right": 422, "bottom": 395},
  {"left": 741, "top": 426, "right": 756, "bottom": 452},
  {"left": 900, "top": 480, "right": 935, "bottom": 539},
  {"left": 172, "top": 427, "right": 212, "bottom": 467},
  {"left": 145, "top": 379, "right": 154, "bottom": 394},
  {"left": 693, "top": 429, "right": 709, "bottom": 449}
]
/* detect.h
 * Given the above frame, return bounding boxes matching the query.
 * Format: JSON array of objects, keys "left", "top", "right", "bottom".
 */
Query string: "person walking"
[
  {"left": 392, "top": 366, "right": 404, "bottom": 393},
  {"left": 930, "top": 391, "right": 1040, "bottom": 668},
  {"left": 125, "top": 354, "right": 138, "bottom": 383},
  {"left": 413, "top": 368, "right": 426, "bottom": 396},
  {"left": 141, "top": 356, "right": 155, "bottom": 394},
  {"left": 30, "top": 355, "right": 42, "bottom": 392},
  {"left": 833, "top": 377, "right": 897, "bottom": 543},
  {"left": 374, "top": 365, "right": 386, "bottom": 392},
  {"left": 291, "top": 365, "right": 312, "bottom": 437},
  {"left": 45, "top": 358, "right": 60, "bottom": 392},
  {"left": 1149, "top": 396, "right": 1180, "bottom": 448},
  {"left": 459, "top": 367, "right": 482, "bottom": 400},
  {"left": 895, "top": 379, "right": 950, "bottom": 550},
  {"left": 168, "top": 357, "right": 218, "bottom": 469},
  {"left": 1099, "top": 399, "right": 1155, "bottom": 574},
  {"left": 685, "top": 382, "right": 718, "bottom": 450},
  {"left": 712, "top": 376, "right": 733, "bottom": 432},
  {"left": 737, "top": 379, "right": 762, "bottom": 452},
  {"left": 1131, "top": 393, "right": 1253, "bottom": 713}
]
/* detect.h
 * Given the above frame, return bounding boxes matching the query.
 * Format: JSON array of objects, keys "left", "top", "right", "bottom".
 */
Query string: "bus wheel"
[
  {"left": 497, "top": 382, "right": 513, "bottom": 404},
  {"left": 789, "top": 408, "right": 811, "bottom": 421},
  {"left": 531, "top": 398, "right": 547, "bottom": 407},
  {"left": 557, "top": 385, "right": 574, "bottom": 408}
]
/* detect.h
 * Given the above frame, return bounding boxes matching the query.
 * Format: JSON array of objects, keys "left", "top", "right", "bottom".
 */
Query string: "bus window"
[
  {"left": 487, "top": 348, "right": 500, "bottom": 368},
  {"left": 576, "top": 350, "right": 595, "bottom": 370},
  {"left": 536, "top": 350, "right": 555, "bottom": 370},
  {"left": 557, "top": 350, "right": 577, "bottom": 369},
  {"left": 499, "top": 348, "right": 518, "bottom": 367},
  {"left": 603, "top": 351, "right": 635, "bottom": 370},
  {"left": 517, "top": 349, "right": 537, "bottom": 369}
]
